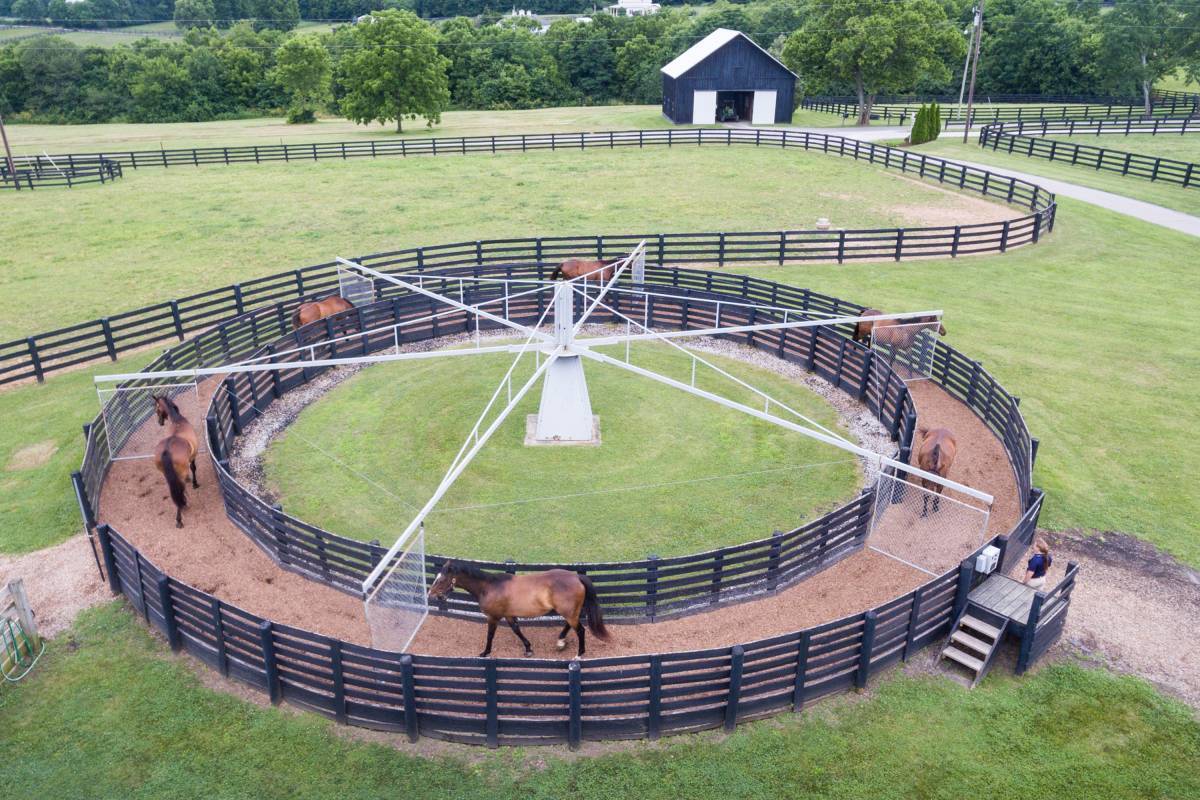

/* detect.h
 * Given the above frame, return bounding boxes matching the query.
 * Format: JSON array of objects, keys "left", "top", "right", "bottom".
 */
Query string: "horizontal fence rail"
[
  {"left": 985, "top": 117, "right": 1200, "bottom": 137},
  {"left": 801, "top": 96, "right": 1198, "bottom": 129},
  {"left": 1, "top": 128, "right": 1056, "bottom": 387},
  {"left": 979, "top": 124, "right": 1198, "bottom": 189},
  {"left": 76, "top": 265, "right": 1055, "bottom": 747},
  {"left": 1, "top": 156, "right": 122, "bottom": 190}
]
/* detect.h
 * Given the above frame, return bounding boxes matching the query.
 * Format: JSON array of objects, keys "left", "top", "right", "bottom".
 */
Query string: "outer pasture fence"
[
  {"left": 73, "top": 266, "right": 1061, "bottom": 746},
  {"left": 1, "top": 127, "right": 1057, "bottom": 386},
  {"left": 985, "top": 117, "right": 1200, "bottom": 137},
  {"left": 801, "top": 95, "right": 1199, "bottom": 129},
  {"left": 979, "top": 123, "right": 1199, "bottom": 189}
]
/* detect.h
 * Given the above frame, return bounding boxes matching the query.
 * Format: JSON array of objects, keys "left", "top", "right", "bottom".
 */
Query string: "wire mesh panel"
[
  {"left": 871, "top": 320, "right": 942, "bottom": 382},
  {"left": 338, "top": 266, "right": 376, "bottom": 308},
  {"left": 97, "top": 382, "right": 206, "bottom": 461},
  {"left": 868, "top": 468, "right": 990, "bottom": 576},
  {"left": 364, "top": 526, "right": 428, "bottom": 653}
]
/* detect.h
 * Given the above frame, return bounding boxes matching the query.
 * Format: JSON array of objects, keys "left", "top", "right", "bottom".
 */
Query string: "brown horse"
[
  {"left": 428, "top": 561, "right": 609, "bottom": 657},
  {"left": 853, "top": 308, "right": 947, "bottom": 347},
  {"left": 153, "top": 394, "right": 200, "bottom": 528},
  {"left": 291, "top": 296, "right": 354, "bottom": 331},
  {"left": 550, "top": 257, "right": 622, "bottom": 283},
  {"left": 915, "top": 426, "right": 957, "bottom": 516}
]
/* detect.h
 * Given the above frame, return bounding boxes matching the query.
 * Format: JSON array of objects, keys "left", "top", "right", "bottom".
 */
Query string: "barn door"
[
  {"left": 692, "top": 91, "right": 717, "bottom": 124},
  {"left": 752, "top": 91, "right": 776, "bottom": 125}
]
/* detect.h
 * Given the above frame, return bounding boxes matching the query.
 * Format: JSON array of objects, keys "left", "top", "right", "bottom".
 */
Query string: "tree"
[
  {"left": 338, "top": 9, "right": 449, "bottom": 132},
  {"left": 271, "top": 33, "right": 332, "bottom": 122},
  {"left": 615, "top": 33, "right": 663, "bottom": 104},
  {"left": 1098, "top": 0, "right": 1188, "bottom": 113},
  {"left": 975, "top": 0, "right": 1101, "bottom": 96},
  {"left": 174, "top": 0, "right": 216, "bottom": 30},
  {"left": 781, "top": 0, "right": 964, "bottom": 125},
  {"left": 248, "top": 0, "right": 299, "bottom": 32}
]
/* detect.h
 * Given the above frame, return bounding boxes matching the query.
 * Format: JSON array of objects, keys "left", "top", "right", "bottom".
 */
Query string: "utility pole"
[
  {"left": 962, "top": 0, "right": 985, "bottom": 144},
  {"left": 957, "top": 5, "right": 980, "bottom": 118},
  {"left": 0, "top": 110, "right": 17, "bottom": 188}
]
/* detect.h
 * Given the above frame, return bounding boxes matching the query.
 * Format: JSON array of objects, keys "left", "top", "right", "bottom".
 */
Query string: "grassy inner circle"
[{"left": 262, "top": 340, "right": 863, "bottom": 563}]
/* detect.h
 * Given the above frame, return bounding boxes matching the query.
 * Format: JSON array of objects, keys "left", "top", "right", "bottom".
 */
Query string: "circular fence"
[
  {"left": 75, "top": 261, "right": 1046, "bottom": 748},
  {"left": 1, "top": 156, "right": 122, "bottom": 190}
]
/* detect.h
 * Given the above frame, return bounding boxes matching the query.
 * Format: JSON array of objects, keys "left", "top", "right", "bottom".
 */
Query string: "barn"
[{"left": 661, "top": 28, "right": 797, "bottom": 126}]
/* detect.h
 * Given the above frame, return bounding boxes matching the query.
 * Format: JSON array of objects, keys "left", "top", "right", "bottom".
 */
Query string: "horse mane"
[{"left": 446, "top": 561, "right": 511, "bottom": 583}]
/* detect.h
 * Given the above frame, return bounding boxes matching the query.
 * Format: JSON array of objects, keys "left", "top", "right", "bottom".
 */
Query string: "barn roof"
[{"left": 660, "top": 28, "right": 797, "bottom": 80}]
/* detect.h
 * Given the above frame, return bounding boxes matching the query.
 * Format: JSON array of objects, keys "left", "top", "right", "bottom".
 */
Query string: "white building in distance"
[{"left": 605, "top": 0, "right": 661, "bottom": 17}]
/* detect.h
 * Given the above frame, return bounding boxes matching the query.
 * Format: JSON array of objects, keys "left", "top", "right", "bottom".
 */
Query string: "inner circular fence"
[
  {"left": 74, "top": 263, "right": 1053, "bottom": 748},
  {"left": 3, "top": 125, "right": 1057, "bottom": 387}
]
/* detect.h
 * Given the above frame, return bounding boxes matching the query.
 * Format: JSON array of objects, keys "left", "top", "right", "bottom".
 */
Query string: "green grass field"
[
  {"left": 3, "top": 106, "right": 677, "bottom": 154},
  {"left": 1043, "top": 132, "right": 1200, "bottom": 162},
  {"left": 264, "top": 342, "right": 860, "bottom": 562},
  {"left": 919, "top": 138, "right": 1200, "bottom": 216},
  {"left": 0, "top": 144, "right": 996, "bottom": 341},
  {"left": 2, "top": 603, "right": 1196, "bottom": 799}
]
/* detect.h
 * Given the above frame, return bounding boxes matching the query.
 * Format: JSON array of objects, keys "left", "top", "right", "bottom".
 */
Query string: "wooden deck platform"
[{"left": 968, "top": 575, "right": 1038, "bottom": 625}]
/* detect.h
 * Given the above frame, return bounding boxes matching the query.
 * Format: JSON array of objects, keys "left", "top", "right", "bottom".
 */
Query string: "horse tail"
[
  {"left": 550, "top": 266, "right": 563, "bottom": 281},
  {"left": 930, "top": 443, "right": 943, "bottom": 476},
  {"left": 290, "top": 304, "right": 305, "bottom": 330},
  {"left": 162, "top": 448, "right": 187, "bottom": 510},
  {"left": 580, "top": 576, "right": 609, "bottom": 641}
]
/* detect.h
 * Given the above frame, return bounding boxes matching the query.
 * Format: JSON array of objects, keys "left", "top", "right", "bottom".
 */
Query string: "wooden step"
[
  {"left": 951, "top": 630, "right": 993, "bottom": 655},
  {"left": 942, "top": 646, "right": 984, "bottom": 674},
  {"left": 960, "top": 615, "right": 1001, "bottom": 640}
]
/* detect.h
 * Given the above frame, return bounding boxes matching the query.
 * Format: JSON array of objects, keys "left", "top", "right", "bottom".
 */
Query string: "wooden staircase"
[{"left": 940, "top": 603, "right": 1008, "bottom": 688}]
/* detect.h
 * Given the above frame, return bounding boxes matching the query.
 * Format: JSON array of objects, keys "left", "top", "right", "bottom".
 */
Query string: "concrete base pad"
[{"left": 524, "top": 414, "right": 601, "bottom": 446}]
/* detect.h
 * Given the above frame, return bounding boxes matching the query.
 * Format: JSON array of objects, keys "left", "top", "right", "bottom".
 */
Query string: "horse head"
[
  {"left": 428, "top": 562, "right": 458, "bottom": 600},
  {"left": 153, "top": 394, "right": 168, "bottom": 426}
]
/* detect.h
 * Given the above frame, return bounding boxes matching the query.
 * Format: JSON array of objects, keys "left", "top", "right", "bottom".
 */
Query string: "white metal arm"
[
  {"left": 579, "top": 348, "right": 993, "bottom": 506},
  {"left": 361, "top": 352, "right": 558, "bottom": 597},
  {"left": 571, "top": 241, "right": 643, "bottom": 336},
  {"left": 336, "top": 257, "right": 555, "bottom": 344}
]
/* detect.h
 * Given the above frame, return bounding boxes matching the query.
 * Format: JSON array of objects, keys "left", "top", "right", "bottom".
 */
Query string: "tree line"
[{"left": 1, "top": 0, "right": 1196, "bottom": 127}]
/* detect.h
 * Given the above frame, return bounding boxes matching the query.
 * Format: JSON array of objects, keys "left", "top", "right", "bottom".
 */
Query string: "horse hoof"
[
  {"left": 556, "top": 639, "right": 566, "bottom": 651},
  {"left": 524, "top": 649, "right": 534, "bottom": 658},
  {"left": 176, "top": 521, "right": 183, "bottom": 529},
  {"left": 479, "top": 652, "right": 491, "bottom": 658}
]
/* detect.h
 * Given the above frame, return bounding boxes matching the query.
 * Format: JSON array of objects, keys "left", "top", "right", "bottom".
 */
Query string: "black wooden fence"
[
  {"left": 1, "top": 157, "right": 122, "bottom": 190},
  {"left": 979, "top": 124, "right": 1199, "bottom": 189},
  {"left": 984, "top": 117, "right": 1200, "bottom": 137},
  {"left": 1, "top": 127, "right": 1057, "bottom": 387},
  {"left": 801, "top": 96, "right": 1195, "bottom": 128},
  {"left": 72, "top": 262, "right": 1058, "bottom": 746}
]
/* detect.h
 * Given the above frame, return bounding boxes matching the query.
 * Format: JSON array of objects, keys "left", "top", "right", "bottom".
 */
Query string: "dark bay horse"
[
  {"left": 915, "top": 426, "right": 957, "bottom": 516},
  {"left": 428, "top": 561, "right": 609, "bottom": 657},
  {"left": 153, "top": 394, "right": 200, "bottom": 528},
  {"left": 291, "top": 296, "right": 354, "bottom": 331},
  {"left": 550, "top": 257, "right": 622, "bottom": 283},
  {"left": 853, "top": 308, "right": 947, "bottom": 348}
]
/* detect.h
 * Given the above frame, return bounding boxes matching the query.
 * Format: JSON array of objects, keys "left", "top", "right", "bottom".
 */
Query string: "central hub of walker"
[{"left": 525, "top": 281, "right": 601, "bottom": 446}]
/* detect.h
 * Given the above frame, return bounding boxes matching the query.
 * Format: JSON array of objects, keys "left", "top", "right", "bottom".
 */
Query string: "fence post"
[
  {"left": 212, "top": 597, "right": 228, "bottom": 676},
  {"left": 792, "top": 631, "right": 810, "bottom": 711},
  {"left": 24, "top": 338, "right": 45, "bottom": 383},
  {"left": 260, "top": 620, "right": 281, "bottom": 704},
  {"left": 999, "top": 220, "right": 1011, "bottom": 252},
  {"left": 100, "top": 318, "right": 118, "bottom": 361},
  {"left": 855, "top": 611, "right": 877, "bottom": 689},
  {"left": 1030, "top": 437, "right": 1040, "bottom": 467},
  {"left": 156, "top": 576, "right": 180, "bottom": 651},
  {"left": 485, "top": 659, "right": 499, "bottom": 748},
  {"left": 568, "top": 659, "right": 583, "bottom": 750},
  {"left": 953, "top": 559, "right": 974, "bottom": 619},
  {"left": 71, "top": 469, "right": 96, "bottom": 531},
  {"left": 169, "top": 300, "right": 185, "bottom": 340},
  {"left": 97, "top": 524, "right": 121, "bottom": 594},
  {"left": 902, "top": 587, "right": 923, "bottom": 660},
  {"left": 767, "top": 531, "right": 784, "bottom": 590},
  {"left": 1016, "top": 592, "right": 1045, "bottom": 674},
  {"left": 724, "top": 645, "right": 744, "bottom": 731},
  {"left": 646, "top": 554, "right": 660, "bottom": 621},
  {"left": 894, "top": 229, "right": 904, "bottom": 261},
  {"left": 401, "top": 654, "right": 419, "bottom": 742},
  {"left": 647, "top": 655, "right": 662, "bottom": 739},
  {"left": 224, "top": 377, "right": 242, "bottom": 435},
  {"left": 206, "top": 414, "right": 224, "bottom": 463},
  {"left": 331, "top": 640, "right": 347, "bottom": 723}
]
